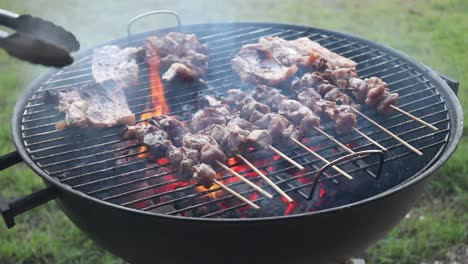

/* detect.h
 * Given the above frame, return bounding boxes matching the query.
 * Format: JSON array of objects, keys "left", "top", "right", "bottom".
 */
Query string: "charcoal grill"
[{"left": 0, "top": 11, "right": 463, "bottom": 264}]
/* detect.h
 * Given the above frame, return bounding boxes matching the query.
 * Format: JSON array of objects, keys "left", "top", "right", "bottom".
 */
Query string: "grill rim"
[{"left": 11, "top": 21, "right": 463, "bottom": 223}]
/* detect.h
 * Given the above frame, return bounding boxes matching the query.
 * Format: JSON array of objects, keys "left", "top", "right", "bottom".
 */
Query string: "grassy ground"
[{"left": 0, "top": 0, "right": 466, "bottom": 263}]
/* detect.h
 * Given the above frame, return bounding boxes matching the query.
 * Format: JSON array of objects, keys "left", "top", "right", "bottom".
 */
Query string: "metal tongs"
[{"left": 0, "top": 9, "right": 80, "bottom": 67}]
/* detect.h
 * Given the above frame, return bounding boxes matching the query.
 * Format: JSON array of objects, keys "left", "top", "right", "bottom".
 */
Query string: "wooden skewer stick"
[
  {"left": 290, "top": 138, "right": 353, "bottom": 180},
  {"left": 351, "top": 107, "right": 423, "bottom": 156},
  {"left": 389, "top": 105, "right": 439, "bottom": 131},
  {"left": 215, "top": 160, "right": 274, "bottom": 199},
  {"left": 212, "top": 179, "right": 260, "bottom": 210},
  {"left": 313, "top": 126, "right": 354, "bottom": 154},
  {"left": 353, "top": 128, "right": 388, "bottom": 151},
  {"left": 235, "top": 154, "right": 294, "bottom": 203},
  {"left": 268, "top": 145, "right": 305, "bottom": 170}
]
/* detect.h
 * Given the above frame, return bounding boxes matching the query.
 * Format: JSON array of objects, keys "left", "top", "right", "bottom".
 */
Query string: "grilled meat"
[
  {"left": 250, "top": 85, "right": 287, "bottom": 112},
  {"left": 183, "top": 133, "right": 218, "bottom": 151},
  {"left": 144, "top": 32, "right": 209, "bottom": 81},
  {"left": 200, "top": 143, "right": 228, "bottom": 164},
  {"left": 92, "top": 45, "right": 144, "bottom": 89},
  {"left": 189, "top": 107, "right": 227, "bottom": 133},
  {"left": 193, "top": 163, "right": 217, "bottom": 189},
  {"left": 239, "top": 99, "right": 271, "bottom": 121},
  {"left": 45, "top": 82, "right": 135, "bottom": 130},
  {"left": 245, "top": 129, "right": 272, "bottom": 150},
  {"left": 150, "top": 115, "right": 188, "bottom": 147},
  {"left": 131, "top": 123, "right": 171, "bottom": 157},
  {"left": 232, "top": 43, "right": 298, "bottom": 86},
  {"left": 167, "top": 146, "right": 200, "bottom": 180},
  {"left": 252, "top": 113, "right": 290, "bottom": 141}
]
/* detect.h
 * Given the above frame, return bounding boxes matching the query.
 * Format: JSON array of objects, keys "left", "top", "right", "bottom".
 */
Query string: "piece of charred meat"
[
  {"left": 167, "top": 145, "right": 200, "bottom": 180},
  {"left": 193, "top": 163, "right": 217, "bottom": 189},
  {"left": 232, "top": 43, "right": 298, "bottom": 86},
  {"left": 128, "top": 122, "right": 172, "bottom": 157},
  {"left": 92, "top": 45, "right": 144, "bottom": 89},
  {"left": 144, "top": 32, "right": 208, "bottom": 82},
  {"left": 150, "top": 115, "right": 188, "bottom": 147},
  {"left": 45, "top": 82, "right": 135, "bottom": 130},
  {"left": 244, "top": 129, "right": 273, "bottom": 150},
  {"left": 250, "top": 85, "right": 288, "bottom": 112}
]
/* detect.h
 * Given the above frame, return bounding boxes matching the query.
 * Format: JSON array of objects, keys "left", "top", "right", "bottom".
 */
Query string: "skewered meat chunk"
[
  {"left": 239, "top": 99, "right": 271, "bottom": 120},
  {"left": 224, "top": 130, "right": 247, "bottom": 156},
  {"left": 150, "top": 115, "right": 188, "bottom": 147},
  {"left": 250, "top": 85, "right": 288, "bottom": 112},
  {"left": 335, "top": 105, "right": 358, "bottom": 135},
  {"left": 377, "top": 92, "right": 399, "bottom": 114},
  {"left": 144, "top": 32, "right": 209, "bottom": 81},
  {"left": 193, "top": 163, "right": 217, "bottom": 189},
  {"left": 45, "top": 82, "right": 136, "bottom": 130},
  {"left": 296, "top": 88, "right": 323, "bottom": 114},
  {"left": 322, "top": 68, "right": 359, "bottom": 89},
  {"left": 348, "top": 77, "right": 368, "bottom": 103},
  {"left": 200, "top": 124, "right": 229, "bottom": 147},
  {"left": 167, "top": 146, "right": 200, "bottom": 180},
  {"left": 232, "top": 43, "right": 298, "bottom": 86},
  {"left": 183, "top": 133, "right": 218, "bottom": 151},
  {"left": 92, "top": 45, "right": 144, "bottom": 89},
  {"left": 162, "top": 63, "right": 198, "bottom": 82},
  {"left": 224, "top": 89, "right": 250, "bottom": 109},
  {"left": 324, "top": 87, "right": 355, "bottom": 105},
  {"left": 245, "top": 130, "right": 272, "bottom": 150},
  {"left": 228, "top": 117, "right": 258, "bottom": 132},
  {"left": 278, "top": 100, "right": 320, "bottom": 127},
  {"left": 189, "top": 107, "right": 227, "bottom": 133},
  {"left": 252, "top": 113, "right": 290, "bottom": 140},
  {"left": 133, "top": 123, "right": 171, "bottom": 157},
  {"left": 197, "top": 95, "right": 222, "bottom": 109},
  {"left": 365, "top": 77, "right": 388, "bottom": 107},
  {"left": 200, "top": 143, "right": 228, "bottom": 164}
]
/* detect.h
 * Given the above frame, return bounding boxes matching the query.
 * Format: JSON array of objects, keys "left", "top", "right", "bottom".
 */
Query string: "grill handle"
[
  {"left": 0, "top": 151, "right": 22, "bottom": 170},
  {"left": 0, "top": 151, "right": 58, "bottom": 228},
  {"left": 435, "top": 72, "right": 459, "bottom": 95},
  {"left": 127, "top": 10, "right": 182, "bottom": 40},
  {"left": 307, "top": 150, "right": 385, "bottom": 200}
]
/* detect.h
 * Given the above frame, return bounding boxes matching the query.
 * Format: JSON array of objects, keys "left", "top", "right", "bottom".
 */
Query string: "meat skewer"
[
  {"left": 220, "top": 91, "right": 354, "bottom": 180},
  {"left": 193, "top": 164, "right": 260, "bottom": 210},
  {"left": 309, "top": 62, "right": 438, "bottom": 131},
  {"left": 126, "top": 117, "right": 271, "bottom": 207},
  {"left": 192, "top": 105, "right": 293, "bottom": 201}
]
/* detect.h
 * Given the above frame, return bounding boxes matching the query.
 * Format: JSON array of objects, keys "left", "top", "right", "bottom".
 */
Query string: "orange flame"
[
  {"left": 138, "top": 46, "right": 170, "bottom": 159},
  {"left": 141, "top": 47, "right": 169, "bottom": 120}
]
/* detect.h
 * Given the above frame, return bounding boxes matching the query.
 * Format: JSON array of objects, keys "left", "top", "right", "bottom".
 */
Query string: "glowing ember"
[{"left": 284, "top": 201, "right": 298, "bottom": 215}]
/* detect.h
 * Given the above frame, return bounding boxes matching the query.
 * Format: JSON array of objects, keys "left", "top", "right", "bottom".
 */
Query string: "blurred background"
[{"left": 0, "top": 0, "right": 466, "bottom": 263}]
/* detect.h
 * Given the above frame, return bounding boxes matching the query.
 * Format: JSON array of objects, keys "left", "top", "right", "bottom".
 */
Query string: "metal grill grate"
[{"left": 19, "top": 23, "right": 450, "bottom": 218}]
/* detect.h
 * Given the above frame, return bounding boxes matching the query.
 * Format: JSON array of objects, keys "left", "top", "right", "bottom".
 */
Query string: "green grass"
[{"left": 0, "top": 0, "right": 466, "bottom": 263}]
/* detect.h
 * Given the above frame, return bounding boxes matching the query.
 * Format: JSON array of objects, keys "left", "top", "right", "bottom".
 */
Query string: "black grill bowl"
[{"left": 1, "top": 22, "right": 463, "bottom": 264}]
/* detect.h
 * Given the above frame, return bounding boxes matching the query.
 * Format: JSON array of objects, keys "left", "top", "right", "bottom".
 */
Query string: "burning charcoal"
[
  {"left": 200, "top": 143, "right": 228, "bottom": 165},
  {"left": 92, "top": 45, "right": 144, "bottom": 89},
  {"left": 193, "top": 163, "right": 217, "bottom": 189},
  {"left": 232, "top": 43, "right": 298, "bottom": 86},
  {"left": 45, "top": 82, "right": 135, "bottom": 130}
]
